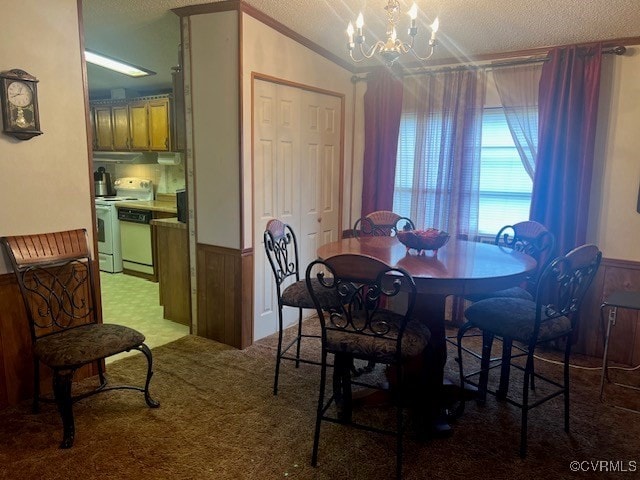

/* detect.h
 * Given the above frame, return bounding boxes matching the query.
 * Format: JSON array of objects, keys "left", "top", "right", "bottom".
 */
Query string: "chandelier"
[{"left": 346, "top": 1, "right": 439, "bottom": 66}]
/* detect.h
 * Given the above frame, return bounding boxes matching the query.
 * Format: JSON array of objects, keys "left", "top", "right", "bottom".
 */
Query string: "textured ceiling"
[{"left": 82, "top": 0, "right": 640, "bottom": 95}]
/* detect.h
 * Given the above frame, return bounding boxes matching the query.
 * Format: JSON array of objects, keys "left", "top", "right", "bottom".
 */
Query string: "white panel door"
[
  {"left": 253, "top": 79, "right": 341, "bottom": 342},
  {"left": 253, "top": 79, "right": 282, "bottom": 341},
  {"left": 299, "top": 90, "right": 342, "bottom": 272}
]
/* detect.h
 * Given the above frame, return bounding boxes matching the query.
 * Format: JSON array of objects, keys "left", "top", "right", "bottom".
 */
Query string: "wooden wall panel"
[
  {"left": 241, "top": 251, "right": 254, "bottom": 348},
  {"left": 197, "top": 243, "right": 252, "bottom": 349},
  {"left": 0, "top": 275, "right": 31, "bottom": 407},
  {"left": 575, "top": 258, "right": 640, "bottom": 365}
]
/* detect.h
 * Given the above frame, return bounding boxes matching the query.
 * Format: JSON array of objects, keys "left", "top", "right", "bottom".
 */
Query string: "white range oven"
[{"left": 95, "top": 177, "right": 153, "bottom": 273}]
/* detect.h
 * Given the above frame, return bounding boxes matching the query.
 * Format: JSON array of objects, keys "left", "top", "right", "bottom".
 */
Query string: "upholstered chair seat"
[
  {"left": 326, "top": 313, "right": 431, "bottom": 362},
  {"left": 464, "top": 297, "right": 571, "bottom": 344},
  {"left": 465, "top": 286, "right": 533, "bottom": 303},
  {"left": 34, "top": 324, "right": 146, "bottom": 368},
  {"left": 281, "top": 278, "right": 342, "bottom": 309}
]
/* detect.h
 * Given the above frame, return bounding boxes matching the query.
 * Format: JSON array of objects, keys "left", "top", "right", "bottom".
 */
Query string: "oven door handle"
[{"left": 96, "top": 206, "right": 112, "bottom": 213}]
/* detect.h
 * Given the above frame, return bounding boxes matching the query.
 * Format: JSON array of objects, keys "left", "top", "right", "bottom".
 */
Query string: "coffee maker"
[{"left": 94, "top": 167, "right": 114, "bottom": 196}]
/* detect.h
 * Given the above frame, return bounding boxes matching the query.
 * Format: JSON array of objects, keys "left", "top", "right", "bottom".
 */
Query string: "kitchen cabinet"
[
  {"left": 148, "top": 97, "right": 171, "bottom": 151},
  {"left": 152, "top": 217, "right": 190, "bottom": 326},
  {"left": 94, "top": 105, "right": 113, "bottom": 150},
  {"left": 111, "top": 104, "right": 130, "bottom": 150},
  {"left": 90, "top": 94, "right": 172, "bottom": 152}
]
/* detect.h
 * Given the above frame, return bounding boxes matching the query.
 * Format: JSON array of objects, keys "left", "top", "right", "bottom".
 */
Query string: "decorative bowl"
[{"left": 397, "top": 229, "right": 450, "bottom": 254}]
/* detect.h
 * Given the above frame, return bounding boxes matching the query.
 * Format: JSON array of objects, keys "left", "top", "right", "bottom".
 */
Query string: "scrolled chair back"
[
  {"left": 531, "top": 244, "right": 602, "bottom": 343},
  {"left": 496, "top": 221, "right": 556, "bottom": 292},
  {"left": 305, "top": 254, "right": 417, "bottom": 358},
  {"left": 353, "top": 211, "right": 415, "bottom": 238},
  {"left": 264, "top": 218, "right": 300, "bottom": 288}
]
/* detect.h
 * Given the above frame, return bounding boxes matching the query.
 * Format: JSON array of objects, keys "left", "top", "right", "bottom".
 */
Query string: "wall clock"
[{"left": 0, "top": 69, "right": 43, "bottom": 140}]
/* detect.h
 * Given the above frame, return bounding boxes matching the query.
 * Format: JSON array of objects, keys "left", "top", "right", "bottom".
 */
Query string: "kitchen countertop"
[
  {"left": 116, "top": 200, "right": 177, "bottom": 214},
  {"left": 150, "top": 217, "right": 187, "bottom": 229}
]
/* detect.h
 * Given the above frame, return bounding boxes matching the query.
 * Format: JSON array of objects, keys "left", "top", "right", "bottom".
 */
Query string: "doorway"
[{"left": 82, "top": 3, "right": 189, "bottom": 355}]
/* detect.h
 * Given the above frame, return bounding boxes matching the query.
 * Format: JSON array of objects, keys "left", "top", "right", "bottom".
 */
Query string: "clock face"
[{"left": 7, "top": 81, "right": 32, "bottom": 108}]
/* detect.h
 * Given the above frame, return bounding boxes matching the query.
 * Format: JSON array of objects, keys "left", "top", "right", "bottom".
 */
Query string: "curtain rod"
[{"left": 352, "top": 45, "right": 626, "bottom": 81}]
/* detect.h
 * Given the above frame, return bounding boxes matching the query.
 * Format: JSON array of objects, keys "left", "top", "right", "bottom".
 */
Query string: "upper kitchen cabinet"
[
  {"left": 148, "top": 97, "right": 171, "bottom": 151},
  {"left": 90, "top": 94, "right": 172, "bottom": 152},
  {"left": 94, "top": 105, "right": 114, "bottom": 150}
]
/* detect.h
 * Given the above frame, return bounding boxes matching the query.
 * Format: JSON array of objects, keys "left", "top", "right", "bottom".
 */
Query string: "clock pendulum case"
[{"left": 0, "top": 69, "right": 43, "bottom": 140}]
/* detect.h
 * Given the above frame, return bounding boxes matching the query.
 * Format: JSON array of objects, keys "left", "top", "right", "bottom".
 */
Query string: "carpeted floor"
[{"left": 0, "top": 324, "right": 639, "bottom": 480}]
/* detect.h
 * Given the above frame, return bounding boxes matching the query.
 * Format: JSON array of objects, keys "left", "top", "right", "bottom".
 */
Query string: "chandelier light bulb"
[
  {"left": 356, "top": 13, "right": 364, "bottom": 29},
  {"left": 408, "top": 3, "right": 418, "bottom": 20},
  {"left": 347, "top": 21, "right": 354, "bottom": 44},
  {"left": 430, "top": 17, "right": 439, "bottom": 43},
  {"left": 431, "top": 17, "right": 440, "bottom": 34}
]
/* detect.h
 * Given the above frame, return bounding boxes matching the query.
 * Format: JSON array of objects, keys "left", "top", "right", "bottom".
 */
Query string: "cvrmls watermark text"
[{"left": 570, "top": 460, "right": 637, "bottom": 473}]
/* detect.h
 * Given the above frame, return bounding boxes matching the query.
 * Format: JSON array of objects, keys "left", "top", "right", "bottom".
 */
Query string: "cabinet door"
[
  {"left": 94, "top": 106, "right": 113, "bottom": 150},
  {"left": 129, "top": 102, "right": 149, "bottom": 150},
  {"left": 148, "top": 98, "right": 171, "bottom": 151},
  {"left": 111, "top": 104, "right": 130, "bottom": 150}
]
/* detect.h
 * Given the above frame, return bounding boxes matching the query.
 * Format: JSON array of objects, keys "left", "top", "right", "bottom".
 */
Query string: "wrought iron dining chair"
[
  {"left": 456, "top": 244, "right": 601, "bottom": 457},
  {"left": 264, "top": 219, "right": 342, "bottom": 395},
  {"left": 306, "top": 253, "right": 431, "bottom": 480},
  {"left": 1, "top": 229, "right": 159, "bottom": 448},
  {"left": 453, "top": 221, "right": 556, "bottom": 399},
  {"left": 353, "top": 210, "right": 415, "bottom": 237}
]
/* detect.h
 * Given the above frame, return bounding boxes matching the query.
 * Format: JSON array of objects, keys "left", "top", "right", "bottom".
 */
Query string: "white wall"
[
  {"left": 0, "top": 0, "right": 92, "bottom": 273},
  {"left": 588, "top": 46, "right": 640, "bottom": 261},
  {"left": 189, "top": 11, "right": 241, "bottom": 249},
  {"left": 241, "top": 14, "right": 355, "bottom": 248}
]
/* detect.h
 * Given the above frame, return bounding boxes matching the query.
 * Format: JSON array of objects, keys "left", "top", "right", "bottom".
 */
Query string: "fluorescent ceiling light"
[{"left": 85, "top": 50, "right": 156, "bottom": 77}]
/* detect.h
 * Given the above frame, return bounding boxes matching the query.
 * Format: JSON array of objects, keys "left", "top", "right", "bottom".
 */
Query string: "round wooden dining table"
[{"left": 317, "top": 235, "right": 537, "bottom": 429}]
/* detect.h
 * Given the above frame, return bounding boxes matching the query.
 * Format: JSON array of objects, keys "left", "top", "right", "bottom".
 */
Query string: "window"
[
  {"left": 393, "top": 107, "right": 533, "bottom": 236},
  {"left": 478, "top": 108, "right": 533, "bottom": 235}
]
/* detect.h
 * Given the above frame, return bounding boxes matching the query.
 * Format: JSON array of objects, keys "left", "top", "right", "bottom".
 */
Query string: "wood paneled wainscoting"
[
  {"left": 574, "top": 257, "right": 640, "bottom": 366},
  {"left": 0, "top": 272, "right": 99, "bottom": 409},
  {"left": 196, "top": 243, "right": 253, "bottom": 349}
]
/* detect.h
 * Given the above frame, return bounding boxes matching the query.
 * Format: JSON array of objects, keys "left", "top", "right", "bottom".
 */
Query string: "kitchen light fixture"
[
  {"left": 84, "top": 50, "right": 156, "bottom": 77},
  {"left": 347, "top": 1, "right": 439, "bottom": 65}
]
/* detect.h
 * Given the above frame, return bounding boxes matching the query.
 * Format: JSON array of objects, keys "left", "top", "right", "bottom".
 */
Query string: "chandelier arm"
[
  {"left": 359, "top": 40, "right": 387, "bottom": 59},
  {"left": 408, "top": 45, "right": 436, "bottom": 62},
  {"left": 398, "top": 40, "right": 412, "bottom": 55},
  {"left": 349, "top": 51, "right": 366, "bottom": 63}
]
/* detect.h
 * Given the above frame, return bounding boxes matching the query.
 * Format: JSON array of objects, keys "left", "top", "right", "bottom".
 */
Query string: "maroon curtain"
[
  {"left": 530, "top": 44, "right": 602, "bottom": 255},
  {"left": 360, "top": 68, "right": 404, "bottom": 217}
]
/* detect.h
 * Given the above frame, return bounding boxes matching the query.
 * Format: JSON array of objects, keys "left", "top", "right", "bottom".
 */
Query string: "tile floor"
[{"left": 99, "top": 272, "right": 189, "bottom": 363}]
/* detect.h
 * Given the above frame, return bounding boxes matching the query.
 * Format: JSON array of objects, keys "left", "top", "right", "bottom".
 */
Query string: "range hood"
[{"left": 92, "top": 151, "right": 158, "bottom": 164}]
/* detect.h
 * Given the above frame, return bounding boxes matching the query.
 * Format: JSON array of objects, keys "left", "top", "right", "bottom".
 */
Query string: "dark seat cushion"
[
  {"left": 281, "top": 278, "right": 343, "bottom": 309},
  {"left": 464, "top": 297, "right": 571, "bottom": 344},
  {"left": 326, "top": 311, "right": 431, "bottom": 362},
  {"left": 34, "top": 323, "right": 146, "bottom": 368},
  {"left": 465, "top": 286, "right": 533, "bottom": 303}
]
